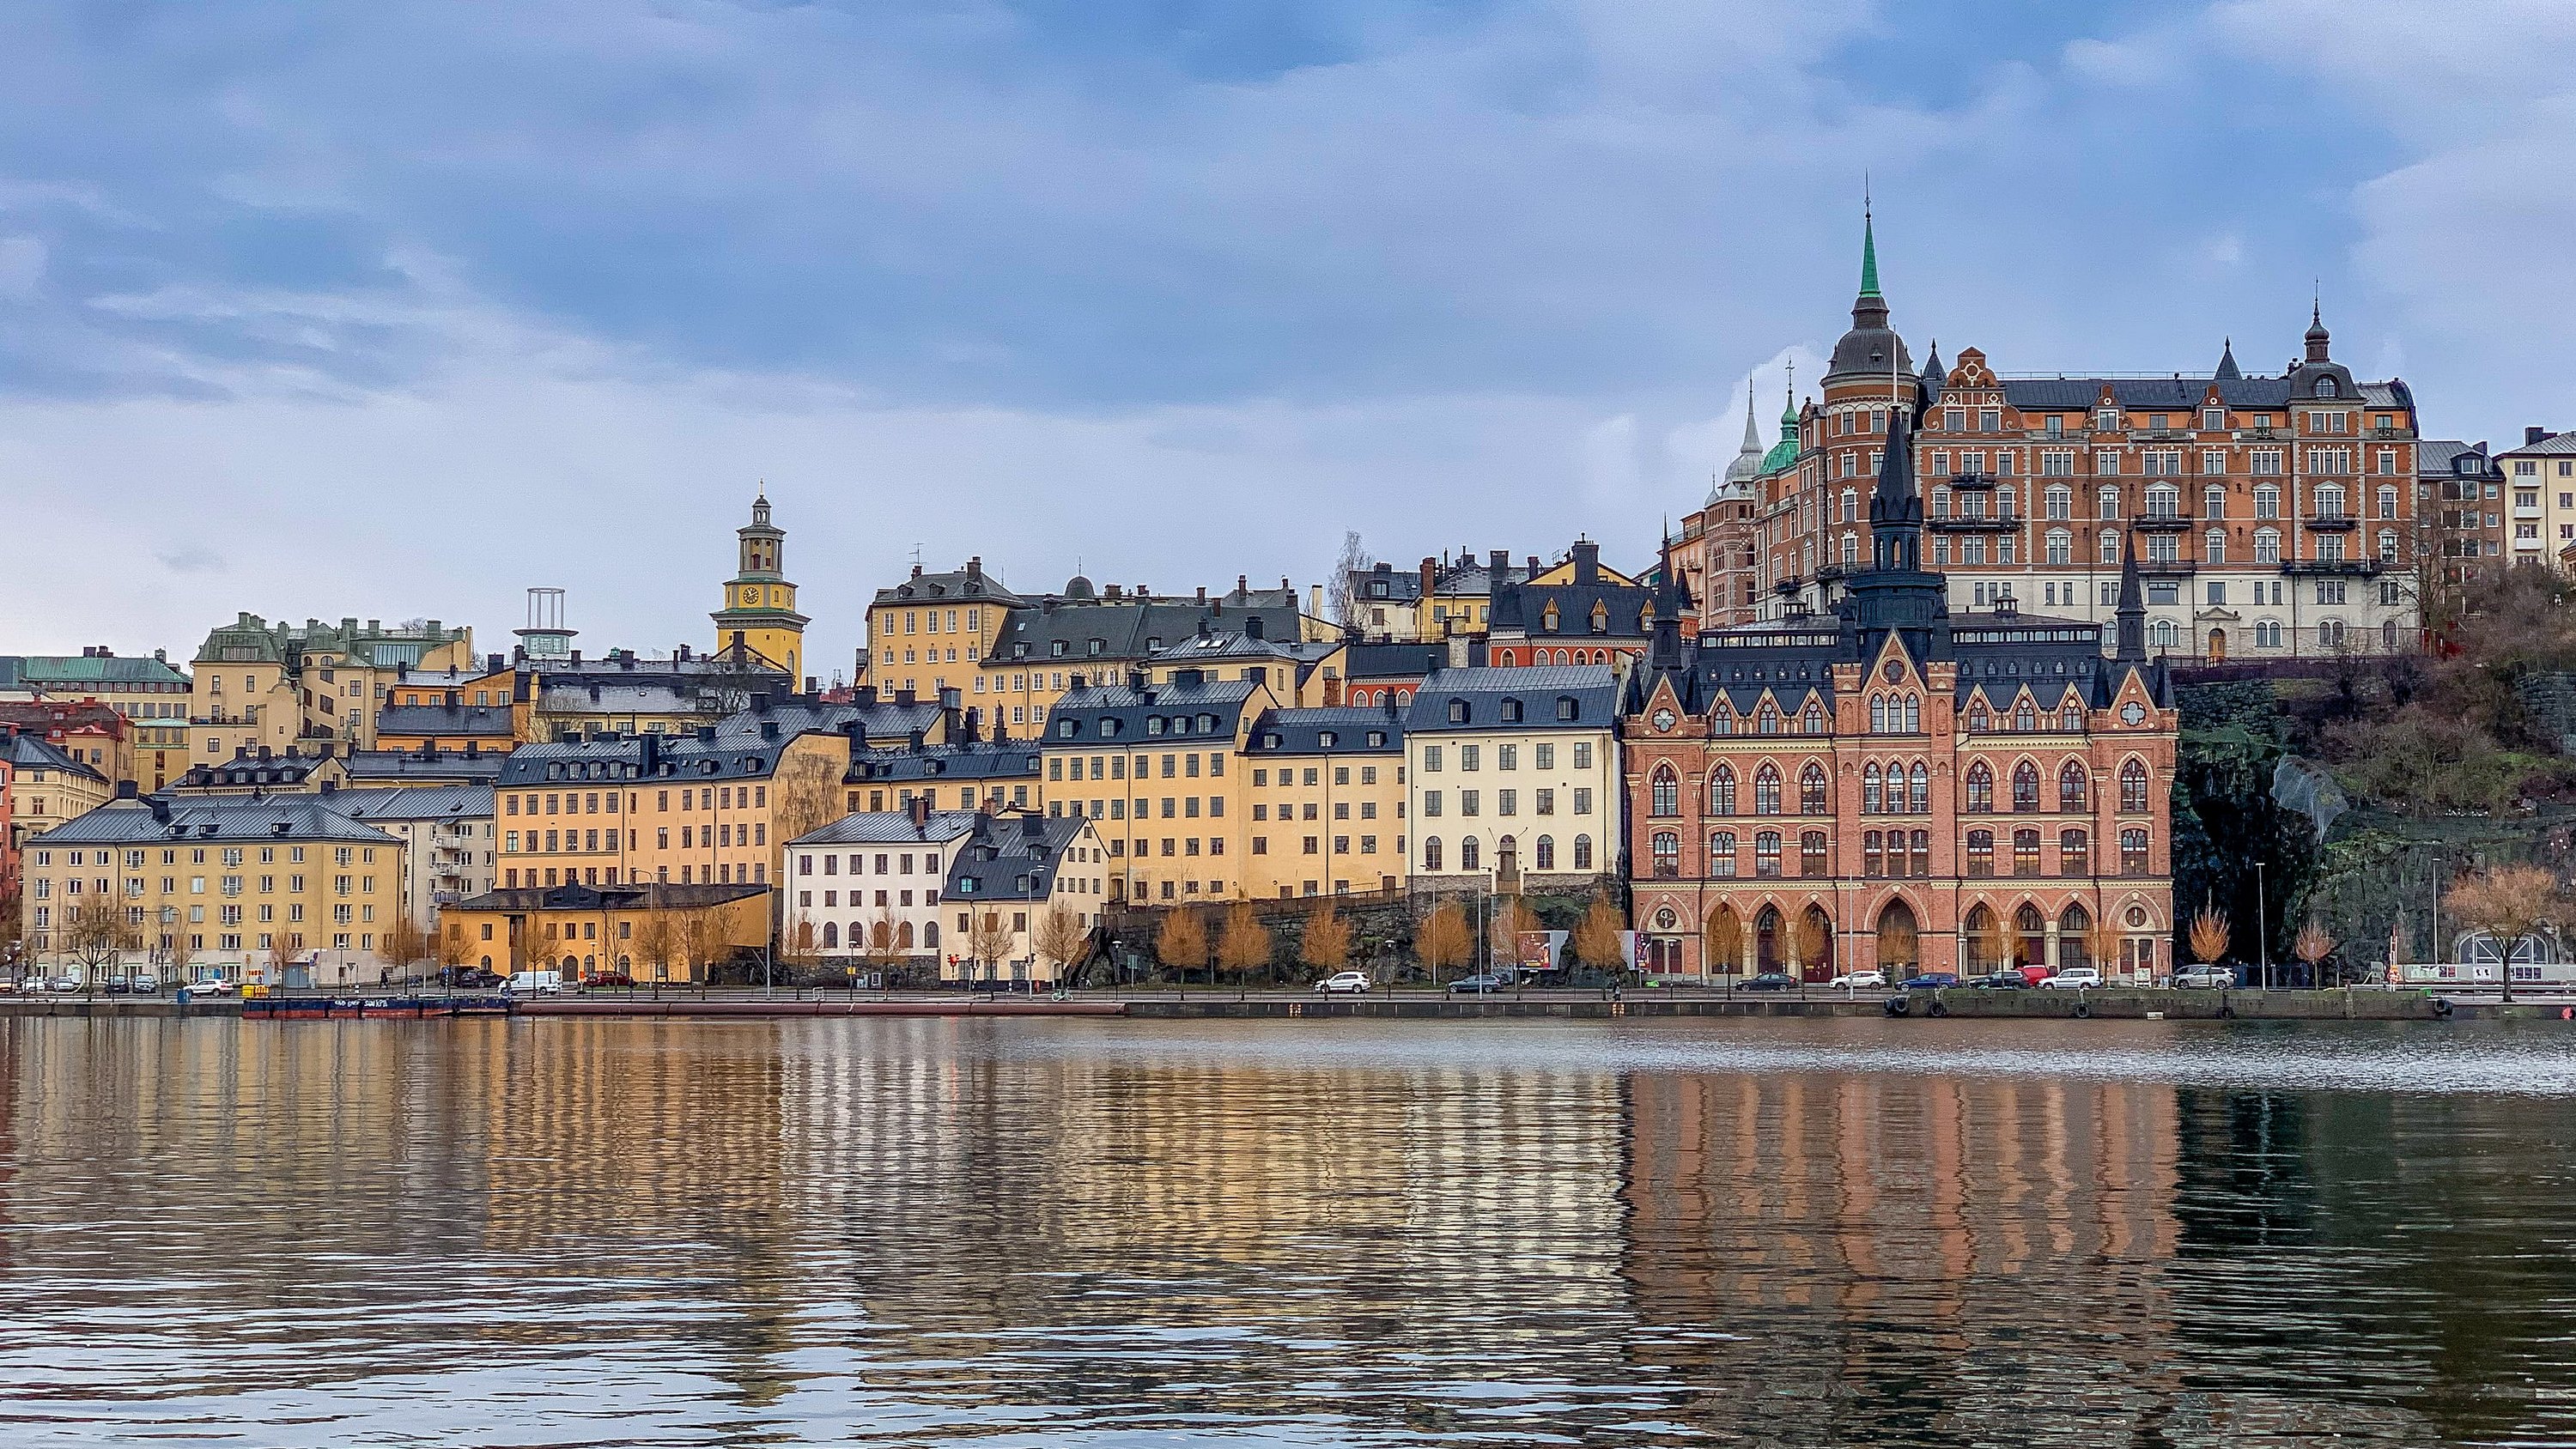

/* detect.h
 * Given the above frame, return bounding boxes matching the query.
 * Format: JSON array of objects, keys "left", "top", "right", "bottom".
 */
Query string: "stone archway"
[
  {"left": 1797, "top": 904, "right": 1835, "bottom": 983},
  {"left": 1875, "top": 898, "right": 1921, "bottom": 978},
  {"left": 1754, "top": 904, "right": 1783, "bottom": 975},
  {"left": 1704, "top": 903, "right": 1745, "bottom": 979},
  {"left": 1961, "top": 903, "right": 2000, "bottom": 973},
  {"left": 2208, "top": 627, "right": 2227, "bottom": 661}
]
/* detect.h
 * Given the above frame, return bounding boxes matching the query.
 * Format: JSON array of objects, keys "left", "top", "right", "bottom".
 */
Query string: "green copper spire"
[{"left": 1858, "top": 207, "right": 1881, "bottom": 300}]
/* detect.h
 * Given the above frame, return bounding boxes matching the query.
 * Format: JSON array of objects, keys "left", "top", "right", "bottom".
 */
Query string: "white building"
[{"left": 1401, "top": 666, "right": 1624, "bottom": 894}]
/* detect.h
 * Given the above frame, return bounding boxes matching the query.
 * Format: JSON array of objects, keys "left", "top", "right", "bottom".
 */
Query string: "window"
[
  {"left": 2098, "top": 487, "right": 2120, "bottom": 520},
  {"left": 1753, "top": 764, "right": 1782, "bottom": 815},
  {"left": 2059, "top": 761, "right": 2087, "bottom": 810},
  {"left": 2046, "top": 530, "right": 2072, "bottom": 566},
  {"left": 1650, "top": 767, "right": 1679, "bottom": 817},
  {"left": 1965, "top": 761, "right": 1994, "bottom": 812},
  {"left": 1800, "top": 763, "right": 1828, "bottom": 814},
  {"left": 2060, "top": 828, "right": 2091, "bottom": 876},
  {"left": 2119, "top": 760, "right": 2150, "bottom": 811},
  {"left": 2254, "top": 528, "right": 2281, "bottom": 564},
  {"left": 1753, "top": 832, "right": 1782, "bottom": 877},
  {"left": 1800, "top": 831, "right": 1829, "bottom": 877},
  {"left": 2012, "top": 761, "right": 2039, "bottom": 811},
  {"left": 2255, "top": 482, "right": 2281, "bottom": 518},
  {"left": 1708, "top": 766, "right": 1735, "bottom": 815},
  {"left": 1536, "top": 836, "right": 1556, "bottom": 870},
  {"left": 2121, "top": 828, "right": 2150, "bottom": 875},
  {"left": 1651, "top": 832, "right": 1680, "bottom": 877},
  {"left": 1706, "top": 831, "right": 1734, "bottom": 877},
  {"left": 1862, "top": 762, "right": 1883, "bottom": 814},
  {"left": 1965, "top": 830, "right": 1994, "bottom": 877}
]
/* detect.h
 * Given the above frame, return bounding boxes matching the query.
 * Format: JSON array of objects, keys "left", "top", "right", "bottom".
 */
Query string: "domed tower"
[
  {"left": 711, "top": 489, "right": 809, "bottom": 682},
  {"left": 1711, "top": 386, "right": 1765, "bottom": 506},
  {"left": 1821, "top": 207, "right": 1914, "bottom": 402}
]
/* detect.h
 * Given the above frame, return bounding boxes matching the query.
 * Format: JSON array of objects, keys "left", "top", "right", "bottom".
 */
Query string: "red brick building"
[
  {"left": 1668, "top": 215, "right": 2421, "bottom": 663},
  {"left": 1621, "top": 411, "right": 2178, "bottom": 984}
]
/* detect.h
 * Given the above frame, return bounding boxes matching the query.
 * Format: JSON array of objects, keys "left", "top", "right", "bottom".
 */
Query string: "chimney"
[
  {"left": 258, "top": 745, "right": 273, "bottom": 762},
  {"left": 1420, "top": 556, "right": 1437, "bottom": 597},
  {"left": 1308, "top": 583, "right": 1322, "bottom": 617},
  {"left": 1196, "top": 585, "right": 1208, "bottom": 603},
  {"left": 677, "top": 644, "right": 691, "bottom": 661},
  {"left": 908, "top": 791, "right": 932, "bottom": 828},
  {"left": 760, "top": 720, "right": 781, "bottom": 742},
  {"left": 696, "top": 724, "right": 716, "bottom": 743},
  {"left": 1245, "top": 615, "right": 1265, "bottom": 641},
  {"left": 751, "top": 691, "right": 773, "bottom": 713},
  {"left": 896, "top": 687, "right": 917, "bottom": 706},
  {"left": 148, "top": 796, "right": 170, "bottom": 825},
  {"left": 804, "top": 676, "right": 817, "bottom": 695},
  {"left": 115, "top": 779, "right": 138, "bottom": 800},
  {"left": 1104, "top": 584, "right": 1122, "bottom": 598},
  {"left": 967, "top": 556, "right": 982, "bottom": 578},
  {"left": 1236, "top": 573, "right": 1249, "bottom": 597},
  {"left": 2529, "top": 426, "right": 2554, "bottom": 446},
  {"left": 488, "top": 652, "right": 504, "bottom": 672},
  {"left": 1528, "top": 555, "right": 1540, "bottom": 574},
  {"left": 1571, "top": 540, "right": 1601, "bottom": 585},
  {"left": 1127, "top": 669, "right": 1147, "bottom": 693},
  {"left": 857, "top": 685, "right": 878, "bottom": 706},
  {"left": 907, "top": 727, "right": 926, "bottom": 752},
  {"left": 1489, "top": 549, "right": 1509, "bottom": 577}
]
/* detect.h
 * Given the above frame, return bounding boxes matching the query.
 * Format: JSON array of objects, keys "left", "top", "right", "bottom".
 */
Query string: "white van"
[{"left": 506, "top": 969, "right": 563, "bottom": 997}]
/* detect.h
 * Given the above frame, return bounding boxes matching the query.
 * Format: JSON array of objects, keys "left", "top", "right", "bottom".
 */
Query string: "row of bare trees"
[
  {"left": 1148, "top": 894, "right": 1629, "bottom": 986},
  {"left": 2179, "top": 863, "right": 2568, "bottom": 996}
]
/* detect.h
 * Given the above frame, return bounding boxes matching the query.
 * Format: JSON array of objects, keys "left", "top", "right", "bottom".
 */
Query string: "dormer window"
[
  {"left": 1589, "top": 601, "right": 1609, "bottom": 634},
  {"left": 1050, "top": 640, "right": 1067, "bottom": 658},
  {"left": 1541, "top": 601, "right": 1561, "bottom": 633},
  {"left": 2316, "top": 377, "right": 2339, "bottom": 397},
  {"left": 1147, "top": 716, "right": 1167, "bottom": 737},
  {"left": 1317, "top": 731, "right": 1337, "bottom": 748},
  {"left": 1501, "top": 699, "right": 1522, "bottom": 724},
  {"left": 1448, "top": 700, "right": 1469, "bottom": 724}
]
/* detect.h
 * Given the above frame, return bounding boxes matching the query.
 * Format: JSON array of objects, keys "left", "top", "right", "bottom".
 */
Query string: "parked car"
[
  {"left": 1448, "top": 973, "right": 1509, "bottom": 995},
  {"left": 102, "top": 976, "right": 133, "bottom": 994},
  {"left": 1966, "top": 971, "right": 2030, "bottom": 989},
  {"left": 47, "top": 976, "right": 82, "bottom": 992},
  {"left": 580, "top": 971, "right": 635, "bottom": 990},
  {"left": 1314, "top": 971, "right": 1372, "bottom": 995},
  {"left": 440, "top": 967, "right": 503, "bottom": 990},
  {"left": 2172, "top": 965, "right": 2234, "bottom": 989},
  {"left": 1901, "top": 973, "right": 1962, "bottom": 990},
  {"left": 1740, "top": 972, "right": 1800, "bottom": 991},
  {"left": 1829, "top": 969, "right": 1887, "bottom": 991},
  {"left": 506, "top": 970, "right": 564, "bottom": 997},
  {"left": 129, "top": 975, "right": 161, "bottom": 994},
  {"left": 2041, "top": 967, "right": 2102, "bottom": 990},
  {"left": 183, "top": 978, "right": 238, "bottom": 997}
]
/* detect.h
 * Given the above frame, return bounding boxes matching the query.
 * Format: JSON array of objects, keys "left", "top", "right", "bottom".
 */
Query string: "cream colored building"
[
  {"left": 189, "top": 614, "right": 476, "bottom": 766},
  {"left": 2498, "top": 430, "right": 2576, "bottom": 569},
  {"left": 1404, "top": 667, "right": 1625, "bottom": 894}
]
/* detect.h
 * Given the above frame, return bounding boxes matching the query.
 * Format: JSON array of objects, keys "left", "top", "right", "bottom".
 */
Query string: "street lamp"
[{"left": 2255, "top": 859, "right": 2269, "bottom": 991}]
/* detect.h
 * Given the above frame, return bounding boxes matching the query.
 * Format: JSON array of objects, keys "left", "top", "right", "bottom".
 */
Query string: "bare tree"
[
  {"left": 681, "top": 910, "right": 732, "bottom": 985},
  {"left": 2294, "top": 921, "right": 2337, "bottom": 989},
  {"left": 1327, "top": 530, "right": 1373, "bottom": 627},
  {"left": 265, "top": 931, "right": 299, "bottom": 991},
  {"left": 2189, "top": 908, "right": 2231, "bottom": 967},
  {"left": 1703, "top": 909, "right": 1744, "bottom": 980},
  {"left": 1791, "top": 912, "right": 1829, "bottom": 981},
  {"left": 771, "top": 752, "right": 844, "bottom": 856},
  {"left": 865, "top": 908, "right": 904, "bottom": 983},
  {"left": 381, "top": 918, "right": 431, "bottom": 987},
  {"left": 165, "top": 927, "right": 197, "bottom": 989},
  {"left": 1572, "top": 896, "right": 1626, "bottom": 979},
  {"left": 64, "top": 907, "right": 139, "bottom": 992},
  {"left": 2445, "top": 864, "right": 2561, "bottom": 1003},
  {"left": 1487, "top": 897, "right": 1538, "bottom": 974},
  {"left": 632, "top": 909, "right": 680, "bottom": 985},
  {"left": 968, "top": 909, "right": 1014, "bottom": 984},
  {"left": 1033, "top": 906, "right": 1091, "bottom": 985}
]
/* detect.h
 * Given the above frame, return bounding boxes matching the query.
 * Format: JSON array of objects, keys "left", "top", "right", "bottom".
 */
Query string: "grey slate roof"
[
  {"left": 3, "top": 733, "right": 105, "bottom": 781},
  {"left": 1043, "top": 676, "right": 1262, "bottom": 745},
  {"left": 1245, "top": 706, "right": 1405, "bottom": 756},
  {"left": 1342, "top": 641, "right": 1459, "bottom": 680},
  {"left": 988, "top": 591, "right": 1302, "bottom": 670},
  {"left": 341, "top": 748, "right": 506, "bottom": 783},
  {"left": 944, "top": 813, "right": 1091, "bottom": 904},
  {"left": 719, "top": 698, "right": 945, "bottom": 743},
  {"left": 791, "top": 809, "right": 981, "bottom": 847},
  {"left": 2500, "top": 432, "right": 2576, "bottom": 458},
  {"left": 845, "top": 743, "right": 1042, "bottom": 785},
  {"left": 496, "top": 728, "right": 809, "bottom": 787},
  {"left": 1401, "top": 667, "right": 1620, "bottom": 734},
  {"left": 0, "top": 653, "right": 189, "bottom": 690},
  {"left": 30, "top": 796, "right": 396, "bottom": 846},
  {"left": 325, "top": 785, "right": 496, "bottom": 824},
  {"left": 1994, "top": 375, "right": 2409, "bottom": 413},
  {"left": 872, "top": 563, "right": 1025, "bottom": 609},
  {"left": 453, "top": 882, "right": 766, "bottom": 912},
  {"left": 374, "top": 702, "right": 514, "bottom": 737}
]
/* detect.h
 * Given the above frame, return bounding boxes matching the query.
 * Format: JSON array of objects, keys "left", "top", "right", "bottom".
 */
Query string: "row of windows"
[
  {"left": 1420, "top": 742, "right": 1590, "bottom": 772},
  {"left": 32, "top": 873, "right": 359, "bottom": 899},
  {"left": 1647, "top": 758, "right": 2154, "bottom": 815},
  {"left": 1643, "top": 826, "right": 2150, "bottom": 879},
  {"left": 1420, "top": 787, "right": 1594, "bottom": 818},
  {"left": 505, "top": 786, "right": 764, "bottom": 816},
  {"left": 1254, "top": 799, "right": 1390, "bottom": 822},
  {"left": 33, "top": 846, "right": 357, "bottom": 868},
  {"left": 1250, "top": 765, "right": 1392, "bottom": 787},
  {"left": 1251, "top": 834, "right": 1394, "bottom": 857},
  {"left": 29, "top": 901, "right": 353, "bottom": 928},
  {"left": 501, "top": 863, "right": 765, "bottom": 888},
  {"left": 1048, "top": 752, "right": 1227, "bottom": 779},
  {"left": 1419, "top": 834, "right": 1594, "bottom": 872}
]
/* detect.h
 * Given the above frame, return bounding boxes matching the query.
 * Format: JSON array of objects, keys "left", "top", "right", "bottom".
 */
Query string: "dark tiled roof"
[
  {"left": 2, "top": 733, "right": 105, "bottom": 781},
  {"left": 1341, "top": 641, "right": 1458, "bottom": 680},
  {"left": 1994, "top": 373, "right": 2408, "bottom": 413},
  {"left": 791, "top": 809, "right": 982, "bottom": 846},
  {"left": 1042, "top": 676, "right": 1262, "bottom": 745},
  {"left": 0, "top": 653, "right": 189, "bottom": 688},
  {"left": 341, "top": 749, "right": 506, "bottom": 783},
  {"left": 945, "top": 813, "right": 1091, "bottom": 904},
  {"left": 325, "top": 785, "right": 495, "bottom": 822},
  {"left": 988, "top": 593, "right": 1302, "bottom": 669},
  {"left": 29, "top": 796, "right": 395, "bottom": 846},
  {"left": 495, "top": 729, "right": 812, "bottom": 786},
  {"left": 872, "top": 566, "right": 1025, "bottom": 608},
  {"left": 845, "top": 743, "right": 1042, "bottom": 785},
  {"left": 719, "top": 699, "right": 945, "bottom": 743},
  {"left": 2500, "top": 432, "right": 2576, "bottom": 458},
  {"left": 1401, "top": 667, "right": 1619, "bottom": 733},
  {"left": 374, "top": 703, "right": 513, "bottom": 737},
  {"left": 1244, "top": 707, "right": 1404, "bottom": 755},
  {"left": 1492, "top": 579, "right": 1655, "bottom": 640}
]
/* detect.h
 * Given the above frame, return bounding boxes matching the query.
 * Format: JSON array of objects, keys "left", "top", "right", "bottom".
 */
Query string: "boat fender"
[
  {"left": 1884, "top": 996, "right": 1911, "bottom": 1018},
  {"left": 2216, "top": 1003, "right": 2236, "bottom": 1019},
  {"left": 2072, "top": 1002, "right": 2093, "bottom": 1020},
  {"left": 1926, "top": 999, "right": 1949, "bottom": 1019},
  {"left": 2431, "top": 997, "right": 2453, "bottom": 1019}
]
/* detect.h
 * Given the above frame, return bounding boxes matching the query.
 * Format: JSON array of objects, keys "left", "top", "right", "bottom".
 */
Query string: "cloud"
[
  {"left": 155, "top": 546, "right": 223, "bottom": 574},
  {"left": 0, "top": 236, "right": 41, "bottom": 299}
]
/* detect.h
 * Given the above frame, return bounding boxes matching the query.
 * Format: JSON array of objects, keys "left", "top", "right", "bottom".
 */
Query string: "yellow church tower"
[{"left": 711, "top": 489, "right": 809, "bottom": 684}]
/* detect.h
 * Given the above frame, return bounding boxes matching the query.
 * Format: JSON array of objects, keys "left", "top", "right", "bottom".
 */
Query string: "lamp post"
[{"left": 2256, "top": 859, "right": 2269, "bottom": 991}]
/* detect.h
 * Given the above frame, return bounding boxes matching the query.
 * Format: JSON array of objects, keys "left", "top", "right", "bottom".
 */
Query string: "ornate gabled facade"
[
  {"left": 1668, "top": 216, "right": 2422, "bottom": 663},
  {"left": 1621, "top": 413, "right": 2179, "bottom": 984}
]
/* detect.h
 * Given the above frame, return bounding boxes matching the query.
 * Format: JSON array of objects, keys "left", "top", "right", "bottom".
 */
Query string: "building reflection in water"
[{"left": 3, "top": 1017, "right": 2575, "bottom": 1446}]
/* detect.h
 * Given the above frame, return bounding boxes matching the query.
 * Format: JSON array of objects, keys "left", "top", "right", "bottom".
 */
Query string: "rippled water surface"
[{"left": 5, "top": 1015, "right": 2576, "bottom": 1446}]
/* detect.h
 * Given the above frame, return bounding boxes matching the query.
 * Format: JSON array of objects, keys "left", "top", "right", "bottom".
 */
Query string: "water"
[{"left": 4, "top": 1015, "right": 2576, "bottom": 1446}]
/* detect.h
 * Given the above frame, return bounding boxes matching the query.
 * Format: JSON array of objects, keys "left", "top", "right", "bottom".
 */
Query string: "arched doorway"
[
  {"left": 1875, "top": 898, "right": 1920, "bottom": 979},
  {"left": 2014, "top": 904, "right": 2047, "bottom": 976},
  {"left": 1754, "top": 905, "right": 1783, "bottom": 975},
  {"left": 2058, "top": 903, "right": 2094, "bottom": 973},
  {"left": 2208, "top": 627, "right": 2227, "bottom": 661},
  {"left": 1962, "top": 903, "right": 1999, "bottom": 973},
  {"left": 1704, "top": 903, "right": 1745, "bottom": 979},
  {"left": 1796, "top": 905, "right": 1835, "bottom": 983}
]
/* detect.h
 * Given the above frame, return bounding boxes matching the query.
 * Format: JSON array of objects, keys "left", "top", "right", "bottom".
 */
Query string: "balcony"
[
  {"left": 2130, "top": 512, "right": 2196, "bottom": 532},
  {"left": 1947, "top": 472, "right": 1998, "bottom": 492},
  {"left": 2136, "top": 557, "right": 2198, "bottom": 578},
  {"left": 2306, "top": 513, "right": 2358, "bottom": 531},
  {"left": 1773, "top": 576, "right": 1804, "bottom": 595},
  {"left": 1929, "top": 512, "right": 2024, "bottom": 533},
  {"left": 2281, "top": 558, "right": 2384, "bottom": 577}
]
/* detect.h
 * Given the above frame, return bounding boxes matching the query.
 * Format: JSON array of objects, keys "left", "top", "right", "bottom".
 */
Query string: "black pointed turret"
[
  {"left": 1869, "top": 409, "right": 1923, "bottom": 573},
  {"left": 2215, "top": 336, "right": 2240, "bottom": 381},
  {"left": 2114, "top": 537, "right": 2146, "bottom": 661},
  {"left": 2305, "top": 301, "right": 2331, "bottom": 363}
]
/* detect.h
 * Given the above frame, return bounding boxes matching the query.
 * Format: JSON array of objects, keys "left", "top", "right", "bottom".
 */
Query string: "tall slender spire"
[
  {"left": 1740, "top": 385, "right": 1761, "bottom": 452},
  {"left": 1859, "top": 203, "right": 1881, "bottom": 300},
  {"left": 1868, "top": 408, "right": 1922, "bottom": 573},
  {"left": 2114, "top": 537, "right": 2146, "bottom": 661}
]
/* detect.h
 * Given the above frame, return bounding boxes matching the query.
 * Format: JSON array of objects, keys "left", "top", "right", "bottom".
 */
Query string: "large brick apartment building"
[{"left": 1667, "top": 215, "right": 2421, "bottom": 662}]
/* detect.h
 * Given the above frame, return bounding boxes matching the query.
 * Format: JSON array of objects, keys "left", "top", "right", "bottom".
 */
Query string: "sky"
[{"left": 2, "top": 0, "right": 2572, "bottom": 676}]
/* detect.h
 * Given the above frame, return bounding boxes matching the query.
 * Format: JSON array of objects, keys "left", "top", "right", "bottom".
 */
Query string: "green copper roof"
[{"left": 1859, "top": 211, "right": 1880, "bottom": 300}]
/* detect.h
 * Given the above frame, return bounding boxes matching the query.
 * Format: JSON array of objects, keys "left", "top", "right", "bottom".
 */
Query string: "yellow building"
[
  {"left": 3, "top": 733, "right": 114, "bottom": 858},
  {"left": 972, "top": 577, "right": 1313, "bottom": 736},
  {"left": 0, "top": 649, "right": 193, "bottom": 789},
  {"left": 1239, "top": 707, "right": 1409, "bottom": 898},
  {"left": 867, "top": 558, "right": 1024, "bottom": 703},
  {"left": 1146, "top": 631, "right": 1349, "bottom": 707},
  {"left": 710, "top": 492, "right": 810, "bottom": 686},
  {"left": 440, "top": 880, "right": 772, "bottom": 983},
  {"left": 188, "top": 614, "right": 477, "bottom": 765},
  {"left": 1038, "top": 670, "right": 1279, "bottom": 903},
  {"left": 19, "top": 791, "right": 404, "bottom": 987},
  {"left": 493, "top": 725, "right": 852, "bottom": 892}
]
